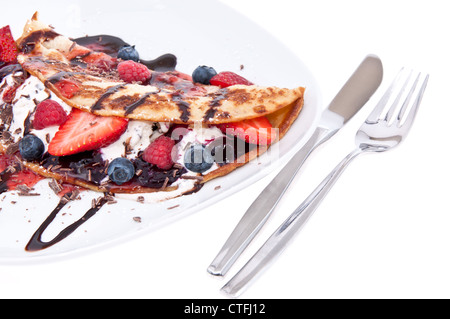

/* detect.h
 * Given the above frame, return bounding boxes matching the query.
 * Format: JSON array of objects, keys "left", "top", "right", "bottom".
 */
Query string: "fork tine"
[
  {"left": 397, "top": 73, "right": 429, "bottom": 130},
  {"left": 384, "top": 70, "right": 414, "bottom": 123},
  {"left": 365, "top": 68, "right": 406, "bottom": 123}
]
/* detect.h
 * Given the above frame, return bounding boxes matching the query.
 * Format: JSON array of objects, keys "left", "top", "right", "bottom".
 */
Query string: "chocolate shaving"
[
  {"left": 5, "top": 142, "right": 19, "bottom": 155},
  {"left": 69, "top": 188, "right": 81, "bottom": 200},
  {"left": 48, "top": 179, "right": 63, "bottom": 194},
  {"left": 180, "top": 175, "right": 204, "bottom": 181},
  {"left": 162, "top": 177, "right": 170, "bottom": 189},
  {"left": 16, "top": 184, "right": 40, "bottom": 196},
  {"left": 137, "top": 196, "right": 145, "bottom": 203},
  {"left": 133, "top": 216, "right": 142, "bottom": 223}
]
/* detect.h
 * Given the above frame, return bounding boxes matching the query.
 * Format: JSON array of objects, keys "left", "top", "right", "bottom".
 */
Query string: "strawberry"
[
  {"left": 48, "top": 108, "right": 128, "bottom": 156},
  {"left": 1, "top": 85, "right": 19, "bottom": 103},
  {"left": 216, "top": 116, "right": 277, "bottom": 145},
  {"left": 53, "top": 79, "right": 81, "bottom": 99},
  {"left": 1, "top": 71, "right": 26, "bottom": 103},
  {"left": 0, "top": 154, "right": 15, "bottom": 172},
  {"left": 0, "top": 26, "right": 18, "bottom": 63},
  {"left": 82, "top": 51, "right": 117, "bottom": 71},
  {"left": 209, "top": 71, "right": 253, "bottom": 88},
  {"left": 7, "top": 169, "right": 44, "bottom": 190}
]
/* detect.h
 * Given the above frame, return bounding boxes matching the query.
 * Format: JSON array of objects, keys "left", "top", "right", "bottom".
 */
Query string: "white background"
[{"left": 0, "top": 0, "right": 449, "bottom": 299}]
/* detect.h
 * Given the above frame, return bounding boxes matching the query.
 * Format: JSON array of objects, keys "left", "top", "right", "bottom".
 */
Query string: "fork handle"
[
  {"left": 221, "top": 147, "right": 363, "bottom": 297},
  {"left": 208, "top": 126, "right": 335, "bottom": 276}
]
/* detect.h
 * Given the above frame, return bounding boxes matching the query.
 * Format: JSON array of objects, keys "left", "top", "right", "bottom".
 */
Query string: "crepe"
[
  {"left": 0, "top": 13, "right": 305, "bottom": 198},
  {"left": 16, "top": 13, "right": 304, "bottom": 125}
]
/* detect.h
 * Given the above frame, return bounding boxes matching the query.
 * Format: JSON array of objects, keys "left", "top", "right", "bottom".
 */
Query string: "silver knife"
[{"left": 207, "top": 54, "right": 383, "bottom": 277}]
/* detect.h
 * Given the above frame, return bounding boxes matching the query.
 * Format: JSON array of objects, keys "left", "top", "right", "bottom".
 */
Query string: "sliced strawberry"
[
  {"left": 2, "top": 85, "right": 18, "bottom": 103},
  {"left": 0, "top": 26, "right": 18, "bottom": 63},
  {"left": 0, "top": 154, "right": 15, "bottom": 172},
  {"left": 53, "top": 79, "right": 81, "bottom": 99},
  {"left": 82, "top": 51, "right": 117, "bottom": 71},
  {"left": 1, "top": 72, "right": 25, "bottom": 103},
  {"left": 216, "top": 116, "right": 277, "bottom": 145},
  {"left": 48, "top": 108, "right": 128, "bottom": 156},
  {"left": 7, "top": 169, "right": 44, "bottom": 190},
  {"left": 172, "top": 71, "right": 193, "bottom": 82},
  {"left": 65, "top": 45, "right": 91, "bottom": 61},
  {"left": 209, "top": 71, "right": 253, "bottom": 88}
]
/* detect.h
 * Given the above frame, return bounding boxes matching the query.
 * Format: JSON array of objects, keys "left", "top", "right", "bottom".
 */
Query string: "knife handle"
[
  {"left": 207, "top": 125, "right": 334, "bottom": 276},
  {"left": 221, "top": 148, "right": 363, "bottom": 297}
]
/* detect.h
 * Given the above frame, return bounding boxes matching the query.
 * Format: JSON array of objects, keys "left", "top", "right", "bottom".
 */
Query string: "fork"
[{"left": 221, "top": 69, "right": 429, "bottom": 297}]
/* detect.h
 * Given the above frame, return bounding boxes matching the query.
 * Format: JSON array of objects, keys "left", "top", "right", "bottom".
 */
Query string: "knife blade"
[{"left": 207, "top": 54, "right": 383, "bottom": 276}]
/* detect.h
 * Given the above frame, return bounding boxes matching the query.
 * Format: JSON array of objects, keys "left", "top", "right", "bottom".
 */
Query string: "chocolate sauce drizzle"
[
  {"left": 45, "top": 71, "right": 82, "bottom": 87},
  {"left": 171, "top": 92, "right": 191, "bottom": 123},
  {"left": 25, "top": 193, "right": 108, "bottom": 252},
  {"left": 203, "top": 91, "right": 227, "bottom": 121},
  {"left": 91, "top": 84, "right": 125, "bottom": 111},
  {"left": 124, "top": 91, "right": 156, "bottom": 115},
  {"left": 18, "top": 29, "right": 60, "bottom": 54}
]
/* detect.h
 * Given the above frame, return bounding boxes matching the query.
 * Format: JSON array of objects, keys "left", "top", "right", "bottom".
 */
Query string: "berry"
[
  {"left": 2, "top": 85, "right": 18, "bottom": 103},
  {"left": 19, "top": 135, "right": 45, "bottom": 161},
  {"left": 216, "top": 116, "right": 277, "bottom": 145},
  {"left": 33, "top": 100, "right": 68, "bottom": 130},
  {"left": 107, "top": 157, "right": 135, "bottom": 185},
  {"left": 117, "top": 45, "right": 140, "bottom": 62},
  {"left": 192, "top": 65, "right": 217, "bottom": 85},
  {"left": 184, "top": 144, "right": 214, "bottom": 173},
  {"left": 53, "top": 79, "right": 81, "bottom": 99},
  {"left": 48, "top": 108, "right": 128, "bottom": 156},
  {"left": 210, "top": 71, "right": 253, "bottom": 88},
  {"left": 0, "top": 26, "right": 18, "bottom": 63},
  {"left": 142, "top": 136, "right": 175, "bottom": 170},
  {"left": 0, "top": 154, "right": 15, "bottom": 172},
  {"left": 117, "top": 60, "right": 151, "bottom": 83},
  {"left": 82, "top": 52, "right": 117, "bottom": 71},
  {"left": 7, "top": 170, "right": 44, "bottom": 190}
]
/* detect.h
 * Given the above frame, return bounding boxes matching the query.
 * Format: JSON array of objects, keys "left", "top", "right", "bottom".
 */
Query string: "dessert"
[{"left": 0, "top": 13, "right": 305, "bottom": 251}]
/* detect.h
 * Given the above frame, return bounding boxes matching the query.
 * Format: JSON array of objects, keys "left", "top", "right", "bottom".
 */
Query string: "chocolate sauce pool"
[{"left": 74, "top": 35, "right": 177, "bottom": 71}]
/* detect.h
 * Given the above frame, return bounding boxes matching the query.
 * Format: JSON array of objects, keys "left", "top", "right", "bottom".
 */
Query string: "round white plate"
[{"left": 0, "top": 0, "right": 322, "bottom": 263}]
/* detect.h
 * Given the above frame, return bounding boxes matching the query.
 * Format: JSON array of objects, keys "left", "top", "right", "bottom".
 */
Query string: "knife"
[{"left": 207, "top": 54, "right": 383, "bottom": 277}]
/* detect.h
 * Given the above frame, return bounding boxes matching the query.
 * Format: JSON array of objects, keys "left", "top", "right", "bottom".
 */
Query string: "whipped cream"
[
  {"left": 174, "top": 123, "right": 224, "bottom": 162},
  {"left": 3, "top": 75, "right": 72, "bottom": 151},
  {"left": 100, "top": 120, "right": 163, "bottom": 163}
]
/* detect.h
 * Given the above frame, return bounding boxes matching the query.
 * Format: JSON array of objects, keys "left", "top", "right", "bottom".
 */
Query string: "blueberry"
[
  {"left": 192, "top": 65, "right": 217, "bottom": 84},
  {"left": 117, "top": 45, "right": 140, "bottom": 62},
  {"left": 107, "top": 157, "right": 135, "bottom": 185},
  {"left": 19, "top": 135, "right": 45, "bottom": 161},
  {"left": 184, "top": 144, "right": 214, "bottom": 173}
]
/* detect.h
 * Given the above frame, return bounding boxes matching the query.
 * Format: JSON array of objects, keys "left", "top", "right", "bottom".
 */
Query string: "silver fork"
[{"left": 221, "top": 69, "right": 429, "bottom": 297}]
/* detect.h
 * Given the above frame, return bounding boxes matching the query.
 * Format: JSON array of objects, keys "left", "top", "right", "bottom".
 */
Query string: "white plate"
[{"left": 0, "top": 0, "right": 322, "bottom": 263}]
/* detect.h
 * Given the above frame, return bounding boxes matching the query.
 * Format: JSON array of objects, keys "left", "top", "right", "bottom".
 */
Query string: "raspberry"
[
  {"left": 117, "top": 60, "right": 152, "bottom": 83},
  {"left": 142, "top": 136, "right": 175, "bottom": 170},
  {"left": 33, "top": 100, "right": 68, "bottom": 130}
]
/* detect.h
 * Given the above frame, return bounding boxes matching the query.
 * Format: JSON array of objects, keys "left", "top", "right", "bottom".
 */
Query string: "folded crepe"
[{"left": 0, "top": 12, "right": 305, "bottom": 198}]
